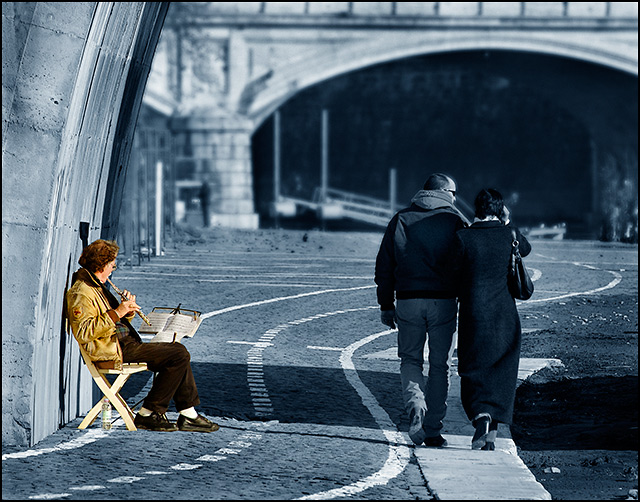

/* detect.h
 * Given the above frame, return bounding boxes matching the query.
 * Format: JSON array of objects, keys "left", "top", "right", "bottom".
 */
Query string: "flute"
[{"left": 106, "top": 277, "right": 152, "bottom": 326}]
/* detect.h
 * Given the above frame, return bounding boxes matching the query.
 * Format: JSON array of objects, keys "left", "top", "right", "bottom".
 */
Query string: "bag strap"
[{"left": 511, "top": 229, "right": 519, "bottom": 247}]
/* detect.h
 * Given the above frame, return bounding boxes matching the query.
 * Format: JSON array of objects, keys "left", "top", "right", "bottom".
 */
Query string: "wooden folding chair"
[{"left": 76, "top": 343, "right": 149, "bottom": 431}]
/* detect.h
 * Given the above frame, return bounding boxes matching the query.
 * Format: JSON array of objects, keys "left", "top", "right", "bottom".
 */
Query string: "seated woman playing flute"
[{"left": 66, "top": 239, "right": 219, "bottom": 433}]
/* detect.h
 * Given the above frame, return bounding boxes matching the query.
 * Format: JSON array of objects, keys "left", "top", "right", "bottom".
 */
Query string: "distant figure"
[
  {"left": 451, "top": 188, "right": 531, "bottom": 450},
  {"left": 375, "top": 173, "right": 467, "bottom": 447},
  {"left": 199, "top": 180, "right": 211, "bottom": 227}
]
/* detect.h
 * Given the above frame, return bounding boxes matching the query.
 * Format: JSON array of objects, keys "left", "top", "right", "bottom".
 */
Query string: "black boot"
[{"left": 471, "top": 414, "right": 491, "bottom": 450}]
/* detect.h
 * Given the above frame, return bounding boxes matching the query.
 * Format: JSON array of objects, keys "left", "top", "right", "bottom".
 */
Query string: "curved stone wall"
[{"left": 2, "top": 2, "right": 167, "bottom": 447}]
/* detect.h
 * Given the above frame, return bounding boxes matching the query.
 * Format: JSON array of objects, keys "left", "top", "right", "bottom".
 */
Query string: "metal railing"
[{"left": 117, "top": 129, "right": 175, "bottom": 267}]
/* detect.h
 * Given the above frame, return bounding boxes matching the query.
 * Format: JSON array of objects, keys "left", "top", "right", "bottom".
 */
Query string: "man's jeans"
[{"left": 396, "top": 298, "right": 457, "bottom": 442}]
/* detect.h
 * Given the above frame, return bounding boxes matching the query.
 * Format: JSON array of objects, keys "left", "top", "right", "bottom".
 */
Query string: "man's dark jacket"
[{"left": 375, "top": 190, "right": 467, "bottom": 311}]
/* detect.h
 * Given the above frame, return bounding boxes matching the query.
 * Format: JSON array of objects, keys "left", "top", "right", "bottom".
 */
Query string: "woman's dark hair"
[
  {"left": 474, "top": 188, "right": 504, "bottom": 219},
  {"left": 78, "top": 239, "right": 119, "bottom": 273}
]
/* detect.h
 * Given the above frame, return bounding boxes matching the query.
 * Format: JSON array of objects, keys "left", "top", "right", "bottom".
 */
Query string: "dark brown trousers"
[{"left": 120, "top": 336, "right": 200, "bottom": 414}]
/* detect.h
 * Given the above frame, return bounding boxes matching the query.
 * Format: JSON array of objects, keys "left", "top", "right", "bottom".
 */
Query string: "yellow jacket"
[{"left": 65, "top": 268, "right": 134, "bottom": 365}]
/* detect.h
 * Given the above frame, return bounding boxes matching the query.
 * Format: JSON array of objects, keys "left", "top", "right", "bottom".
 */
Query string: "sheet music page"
[
  {"left": 165, "top": 313, "right": 200, "bottom": 338},
  {"left": 138, "top": 312, "right": 172, "bottom": 334}
]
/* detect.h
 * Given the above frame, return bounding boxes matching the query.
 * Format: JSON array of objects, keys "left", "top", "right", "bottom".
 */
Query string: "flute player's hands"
[{"left": 115, "top": 290, "right": 140, "bottom": 319}]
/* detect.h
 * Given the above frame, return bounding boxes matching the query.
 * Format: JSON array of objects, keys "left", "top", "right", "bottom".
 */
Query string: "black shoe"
[
  {"left": 177, "top": 413, "right": 220, "bottom": 433},
  {"left": 481, "top": 441, "right": 496, "bottom": 451},
  {"left": 471, "top": 415, "right": 491, "bottom": 450},
  {"left": 423, "top": 435, "right": 448, "bottom": 448},
  {"left": 134, "top": 412, "right": 178, "bottom": 432}
]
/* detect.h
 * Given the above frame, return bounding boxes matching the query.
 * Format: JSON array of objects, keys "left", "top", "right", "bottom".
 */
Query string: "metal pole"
[
  {"left": 273, "top": 110, "right": 281, "bottom": 227},
  {"left": 155, "top": 160, "right": 163, "bottom": 257},
  {"left": 274, "top": 111, "right": 281, "bottom": 202},
  {"left": 321, "top": 109, "right": 328, "bottom": 203},
  {"left": 389, "top": 168, "right": 397, "bottom": 214}
]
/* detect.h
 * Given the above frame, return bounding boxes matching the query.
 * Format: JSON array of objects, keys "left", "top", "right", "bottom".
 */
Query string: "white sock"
[
  {"left": 179, "top": 407, "right": 198, "bottom": 419},
  {"left": 138, "top": 407, "right": 153, "bottom": 417}
]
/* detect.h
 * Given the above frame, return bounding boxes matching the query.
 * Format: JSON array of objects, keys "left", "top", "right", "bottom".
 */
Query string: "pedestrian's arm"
[
  {"left": 516, "top": 227, "right": 532, "bottom": 257},
  {"left": 374, "top": 216, "right": 398, "bottom": 310}
]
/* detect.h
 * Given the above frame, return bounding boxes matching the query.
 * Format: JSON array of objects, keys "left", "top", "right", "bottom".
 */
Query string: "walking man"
[{"left": 375, "top": 173, "right": 467, "bottom": 447}]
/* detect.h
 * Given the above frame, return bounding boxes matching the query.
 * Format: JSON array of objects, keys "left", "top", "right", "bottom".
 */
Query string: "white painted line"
[
  {"left": 229, "top": 441, "right": 253, "bottom": 448},
  {"left": 227, "top": 340, "right": 269, "bottom": 345},
  {"left": 171, "top": 463, "right": 202, "bottom": 470},
  {"left": 521, "top": 269, "right": 622, "bottom": 304},
  {"left": 299, "top": 328, "right": 410, "bottom": 500},
  {"left": 202, "top": 285, "right": 374, "bottom": 319},
  {"left": 2, "top": 429, "right": 109, "bottom": 460},
  {"left": 307, "top": 346, "right": 345, "bottom": 351},
  {"left": 108, "top": 476, "right": 145, "bottom": 483},
  {"left": 238, "top": 432, "right": 262, "bottom": 440},
  {"left": 197, "top": 455, "right": 227, "bottom": 462},
  {"left": 28, "top": 494, "right": 71, "bottom": 500},
  {"left": 528, "top": 267, "right": 542, "bottom": 281},
  {"left": 69, "top": 486, "right": 105, "bottom": 491}
]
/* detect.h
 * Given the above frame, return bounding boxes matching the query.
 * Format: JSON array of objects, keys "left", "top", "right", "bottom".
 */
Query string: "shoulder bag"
[{"left": 508, "top": 229, "right": 534, "bottom": 300}]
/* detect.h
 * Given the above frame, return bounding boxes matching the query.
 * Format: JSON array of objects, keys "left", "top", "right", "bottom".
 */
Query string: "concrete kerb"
[{"left": 412, "top": 358, "right": 561, "bottom": 500}]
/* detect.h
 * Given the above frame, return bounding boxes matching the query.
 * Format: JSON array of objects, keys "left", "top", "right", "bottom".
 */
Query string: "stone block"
[
  {"left": 609, "top": 2, "right": 638, "bottom": 17},
  {"left": 352, "top": 2, "right": 393, "bottom": 16},
  {"left": 218, "top": 198, "right": 256, "bottom": 214},
  {"left": 523, "top": 2, "right": 565, "bottom": 17},
  {"left": 215, "top": 144, "right": 234, "bottom": 159},
  {"left": 12, "top": 26, "right": 86, "bottom": 133},
  {"left": 30, "top": 2, "right": 94, "bottom": 40},
  {"left": 395, "top": 3, "right": 439, "bottom": 17},
  {"left": 481, "top": 2, "right": 523, "bottom": 17},
  {"left": 439, "top": 2, "right": 481, "bottom": 16},
  {"left": 216, "top": 159, "right": 252, "bottom": 175},
  {"left": 568, "top": 3, "right": 608, "bottom": 17},
  {"left": 202, "top": 2, "right": 263, "bottom": 15},
  {"left": 2, "top": 122, "right": 58, "bottom": 227},
  {"left": 218, "top": 184, "right": 254, "bottom": 199},
  {"left": 263, "top": 2, "right": 307, "bottom": 15},
  {"left": 209, "top": 212, "right": 259, "bottom": 229},
  {"left": 307, "top": 2, "right": 351, "bottom": 16}
]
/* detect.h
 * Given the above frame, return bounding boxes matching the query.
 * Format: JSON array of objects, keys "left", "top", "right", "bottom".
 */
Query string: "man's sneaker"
[
  {"left": 408, "top": 409, "right": 427, "bottom": 445},
  {"left": 423, "top": 435, "right": 448, "bottom": 448},
  {"left": 177, "top": 413, "right": 220, "bottom": 433},
  {"left": 134, "top": 412, "right": 178, "bottom": 432}
]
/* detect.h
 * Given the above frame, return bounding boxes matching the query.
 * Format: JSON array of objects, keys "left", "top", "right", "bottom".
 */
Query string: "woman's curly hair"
[{"left": 78, "top": 239, "right": 119, "bottom": 273}]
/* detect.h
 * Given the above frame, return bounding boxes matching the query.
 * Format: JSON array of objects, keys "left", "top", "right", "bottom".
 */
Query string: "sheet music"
[
  {"left": 138, "top": 312, "right": 173, "bottom": 334},
  {"left": 137, "top": 307, "right": 202, "bottom": 343}
]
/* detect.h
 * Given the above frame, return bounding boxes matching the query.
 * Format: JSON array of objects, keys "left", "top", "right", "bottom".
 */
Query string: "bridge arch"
[{"left": 247, "top": 32, "right": 638, "bottom": 129}]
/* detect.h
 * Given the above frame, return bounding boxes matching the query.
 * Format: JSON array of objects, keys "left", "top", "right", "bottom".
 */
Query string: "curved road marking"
[
  {"left": 2, "top": 428, "right": 109, "bottom": 460},
  {"left": 7, "top": 261, "right": 622, "bottom": 500},
  {"left": 245, "top": 308, "right": 409, "bottom": 499},
  {"left": 201, "top": 285, "right": 374, "bottom": 320},
  {"left": 297, "top": 328, "right": 410, "bottom": 501},
  {"left": 522, "top": 268, "right": 622, "bottom": 304}
]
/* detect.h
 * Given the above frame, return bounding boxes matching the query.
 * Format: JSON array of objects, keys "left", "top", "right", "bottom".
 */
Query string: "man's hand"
[
  {"left": 115, "top": 290, "right": 140, "bottom": 319},
  {"left": 381, "top": 309, "right": 397, "bottom": 329}
]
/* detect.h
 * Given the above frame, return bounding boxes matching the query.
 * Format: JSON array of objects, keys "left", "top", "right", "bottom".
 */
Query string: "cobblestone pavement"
[{"left": 4, "top": 229, "right": 627, "bottom": 500}]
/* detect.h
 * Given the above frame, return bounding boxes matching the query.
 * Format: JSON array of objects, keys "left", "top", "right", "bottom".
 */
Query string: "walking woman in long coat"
[{"left": 452, "top": 188, "right": 531, "bottom": 450}]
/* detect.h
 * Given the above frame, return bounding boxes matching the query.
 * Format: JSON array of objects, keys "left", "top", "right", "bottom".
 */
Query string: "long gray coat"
[{"left": 452, "top": 220, "right": 532, "bottom": 424}]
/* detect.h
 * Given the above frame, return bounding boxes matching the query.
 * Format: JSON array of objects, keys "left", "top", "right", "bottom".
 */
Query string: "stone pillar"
[{"left": 171, "top": 111, "right": 259, "bottom": 229}]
